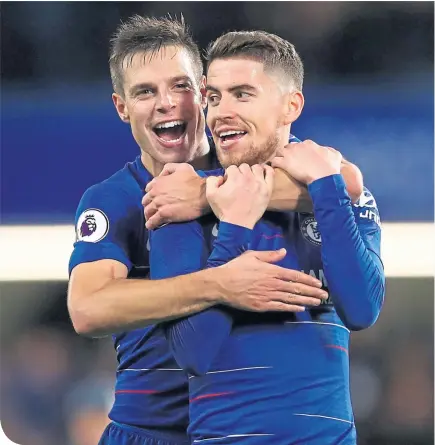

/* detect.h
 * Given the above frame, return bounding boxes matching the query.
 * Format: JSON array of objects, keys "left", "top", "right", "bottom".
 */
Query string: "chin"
[
  {"left": 160, "top": 151, "right": 190, "bottom": 164},
  {"left": 218, "top": 153, "right": 256, "bottom": 168}
]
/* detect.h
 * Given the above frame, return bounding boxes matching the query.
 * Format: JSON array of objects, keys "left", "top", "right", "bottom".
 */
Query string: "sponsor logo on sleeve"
[
  {"left": 76, "top": 209, "right": 109, "bottom": 243},
  {"left": 353, "top": 189, "right": 381, "bottom": 227}
]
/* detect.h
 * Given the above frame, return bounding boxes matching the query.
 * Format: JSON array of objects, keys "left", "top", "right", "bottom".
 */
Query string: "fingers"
[
  {"left": 266, "top": 291, "right": 324, "bottom": 307},
  {"left": 205, "top": 176, "right": 225, "bottom": 203},
  {"left": 271, "top": 280, "right": 328, "bottom": 300},
  {"left": 263, "top": 165, "right": 274, "bottom": 196},
  {"left": 271, "top": 156, "right": 285, "bottom": 170},
  {"left": 250, "top": 248, "right": 287, "bottom": 264},
  {"left": 259, "top": 301, "right": 306, "bottom": 313},
  {"left": 144, "top": 202, "right": 158, "bottom": 221},
  {"left": 145, "top": 211, "right": 166, "bottom": 230},
  {"left": 251, "top": 164, "right": 265, "bottom": 180},
  {"left": 285, "top": 295, "right": 324, "bottom": 307},
  {"left": 273, "top": 267, "right": 323, "bottom": 288},
  {"left": 251, "top": 289, "right": 329, "bottom": 313},
  {"left": 238, "top": 163, "right": 253, "bottom": 177},
  {"left": 145, "top": 179, "right": 156, "bottom": 193},
  {"left": 206, "top": 175, "right": 225, "bottom": 191},
  {"left": 142, "top": 193, "right": 153, "bottom": 208},
  {"left": 159, "top": 163, "right": 187, "bottom": 177},
  {"left": 225, "top": 165, "right": 242, "bottom": 181}
]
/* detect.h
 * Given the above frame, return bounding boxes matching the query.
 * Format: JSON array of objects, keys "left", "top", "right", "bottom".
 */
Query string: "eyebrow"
[
  {"left": 206, "top": 84, "right": 257, "bottom": 94},
  {"left": 171, "top": 75, "right": 193, "bottom": 84}
]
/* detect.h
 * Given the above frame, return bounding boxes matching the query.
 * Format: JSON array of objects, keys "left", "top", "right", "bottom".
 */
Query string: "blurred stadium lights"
[{"left": 0, "top": 223, "right": 433, "bottom": 281}]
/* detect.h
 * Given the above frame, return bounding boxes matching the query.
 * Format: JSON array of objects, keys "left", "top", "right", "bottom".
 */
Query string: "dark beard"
[{"left": 217, "top": 132, "right": 280, "bottom": 168}]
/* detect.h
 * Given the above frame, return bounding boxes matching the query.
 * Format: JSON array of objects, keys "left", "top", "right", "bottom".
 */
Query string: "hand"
[
  {"left": 272, "top": 140, "right": 342, "bottom": 185},
  {"left": 142, "top": 163, "right": 208, "bottom": 229},
  {"left": 206, "top": 164, "right": 274, "bottom": 229},
  {"left": 218, "top": 248, "right": 329, "bottom": 312}
]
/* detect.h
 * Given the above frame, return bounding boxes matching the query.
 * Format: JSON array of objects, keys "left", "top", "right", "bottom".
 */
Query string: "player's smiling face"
[
  {"left": 206, "top": 57, "right": 301, "bottom": 168},
  {"left": 113, "top": 46, "right": 206, "bottom": 172}
]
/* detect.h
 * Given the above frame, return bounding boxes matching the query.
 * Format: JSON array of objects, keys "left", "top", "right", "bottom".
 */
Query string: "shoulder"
[
  {"left": 75, "top": 163, "right": 146, "bottom": 236},
  {"left": 79, "top": 162, "right": 144, "bottom": 207}
]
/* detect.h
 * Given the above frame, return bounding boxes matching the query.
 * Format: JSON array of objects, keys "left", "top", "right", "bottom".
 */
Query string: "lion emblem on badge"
[{"left": 80, "top": 214, "right": 97, "bottom": 237}]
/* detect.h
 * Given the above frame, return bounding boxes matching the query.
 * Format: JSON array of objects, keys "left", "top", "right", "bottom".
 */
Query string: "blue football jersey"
[
  {"left": 69, "top": 155, "right": 189, "bottom": 442},
  {"left": 149, "top": 172, "right": 385, "bottom": 445}
]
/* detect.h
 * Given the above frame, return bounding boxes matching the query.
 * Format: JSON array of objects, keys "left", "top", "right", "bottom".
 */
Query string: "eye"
[
  {"left": 236, "top": 91, "right": 251, "bottom": 100},
  {"left": 207, "top": 94, "right": 220, "bottom": 106},
  {"left": 136, "top": 88, "right": 153, "bottom": 96},
  {"left": 174, "top": 82, "right": 190, "bottom": 90}
]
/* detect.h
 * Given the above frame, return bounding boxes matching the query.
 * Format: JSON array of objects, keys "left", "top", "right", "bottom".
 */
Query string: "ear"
[
  {"left": 112, "top": 92, "right": 130, "bottom": 123},
  {"left": 282, "top": 91, "right": 304, "bottom": 126},
  {"left": 199, "top": 75, "right": 207, "bottom": 109}
]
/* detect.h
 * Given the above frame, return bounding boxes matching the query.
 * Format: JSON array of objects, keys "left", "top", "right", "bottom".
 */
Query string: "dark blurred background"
[{"left": 0, "top": 2, "right": 434, "bottom": 445}]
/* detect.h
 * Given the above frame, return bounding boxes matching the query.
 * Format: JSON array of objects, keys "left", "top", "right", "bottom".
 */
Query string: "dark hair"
[
  {"left": 109, "top": 15, "right": 203, "bottom": 95},
  {"left": 205, "top": 30, "right": 304, "bottom": 91}
]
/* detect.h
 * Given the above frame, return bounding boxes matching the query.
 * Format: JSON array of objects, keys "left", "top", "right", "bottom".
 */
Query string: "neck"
[
  {"left": 141, "top": 133, "right": 212, "bottom": 177},
  {"left": 275, "top": 125, "right": 292, "bottom": 157},
  {"left": 259, "top": 126, "right": 292, "bottom": 164},
  {"left": 190, "top": 132, "right": 212, "bottom": 170}
]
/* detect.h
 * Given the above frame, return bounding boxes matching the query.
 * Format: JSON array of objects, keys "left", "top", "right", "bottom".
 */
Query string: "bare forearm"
[
  {"left": 269, "top": 162, "right": 363, "bottom": 212},
  {"left": 269, "top": 168, "right": 312, "bottom": 212},
  {"left": 71, "top": 269, "right": 222, "bottom": 337},
  {"left": 340, "top": 160, "right": 364, "bottom": 203}
]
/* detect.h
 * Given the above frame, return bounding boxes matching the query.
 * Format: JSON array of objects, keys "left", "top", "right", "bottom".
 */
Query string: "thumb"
[
  {"left": 252, "top": 248, "right": 286, "bottom": 264},
  {"left": 206, "top": 175, "right": 224, "bottom": 192},
  {"left": 159, "top": 163, "right": 178, "bottom": 177},
  {"left": 271, "top": 156, "right": 286, "bottom": 170}
]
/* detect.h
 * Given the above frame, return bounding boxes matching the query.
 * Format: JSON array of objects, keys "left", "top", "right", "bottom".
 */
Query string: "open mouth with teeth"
[
  {"left": 153, "top": 120, "right": 187, "bottom": 144},
  {"left": 218, "top": 130, "right": 247, "bottom": 146}
]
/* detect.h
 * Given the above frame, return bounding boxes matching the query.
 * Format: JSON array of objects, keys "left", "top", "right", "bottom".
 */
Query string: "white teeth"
[
  {"left": 219, "top": 130, "right": 245, "bottom": 137},
  {"left": 156, "top": 135, "right": 183, "bottom": 143},
  {"left": 155, "top": 120, "right": 184, "bottom": 129}
]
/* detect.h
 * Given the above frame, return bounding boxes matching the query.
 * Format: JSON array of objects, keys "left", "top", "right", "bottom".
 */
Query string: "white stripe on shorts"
[{"left": 193, "top": 434, "right": 275, "bottom": 442}]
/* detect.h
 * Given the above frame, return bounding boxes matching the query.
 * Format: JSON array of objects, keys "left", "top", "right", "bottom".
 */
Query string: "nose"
[
  {"left": 209, "top": 96, "right": 237, "bottom": 123},
  {"left": 156, "top": 90, "right": 176, "bottom": 113}
]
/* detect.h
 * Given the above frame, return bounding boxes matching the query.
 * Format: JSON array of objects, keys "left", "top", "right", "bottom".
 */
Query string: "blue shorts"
[{"left": 99, "top": 422, "right": 189, "bottom": 445}]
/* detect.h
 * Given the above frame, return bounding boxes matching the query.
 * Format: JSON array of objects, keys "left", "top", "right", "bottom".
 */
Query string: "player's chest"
[
  {"left": 202, "top": 212, "right": 324, "bottom": 271},
  {"left": 253, "top": 212, "right": 328, "bottom": 289},
  {"left": 127, "top": 220, "right": 150, "bottom": 279}
]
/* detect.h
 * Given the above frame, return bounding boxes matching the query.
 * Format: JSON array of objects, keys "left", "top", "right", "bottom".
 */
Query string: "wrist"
[
  {"left": 220, "top": 215, "right": 256, "bottom": 229},
  {"left": 306, "top": 170, "right": 340, "bottom": 185},
  {"left": 200, "top": 267, "right": 228, "bottom": 305}
]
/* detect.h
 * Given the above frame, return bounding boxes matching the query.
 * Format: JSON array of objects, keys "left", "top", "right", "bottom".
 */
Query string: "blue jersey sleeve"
[
  {"left": 149, "top": 221, "right": 252, "bottom": 375},
  {"left": 197, "top": 168, "right": 225, "bottom": 178},
  {"left": 68, "top": 183, "right": 139, "bottom": 275},
  {"left": 308, "top": 175, "right": 385, "bottom": 331}
]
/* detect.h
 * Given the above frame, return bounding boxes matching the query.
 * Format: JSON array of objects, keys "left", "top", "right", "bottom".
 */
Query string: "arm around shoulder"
[{"left": 68, "top": 259, "right": 223, "bottom": 337}]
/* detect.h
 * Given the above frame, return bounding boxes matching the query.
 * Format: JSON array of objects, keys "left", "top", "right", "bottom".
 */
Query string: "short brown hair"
[
  {"left": 205, "top": 30, "right": 304, "bottom": 91},
  {"left": 109, "top": 15, "right": 203, "bottom": 95}
]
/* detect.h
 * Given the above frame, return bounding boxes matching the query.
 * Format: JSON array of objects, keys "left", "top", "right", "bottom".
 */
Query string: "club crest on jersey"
[
  {"left": 301, "top": 216, "right": 322, "bottom": 246},
  {"left": 76, "top": 209, "right": 109, "bottom": 243}
]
